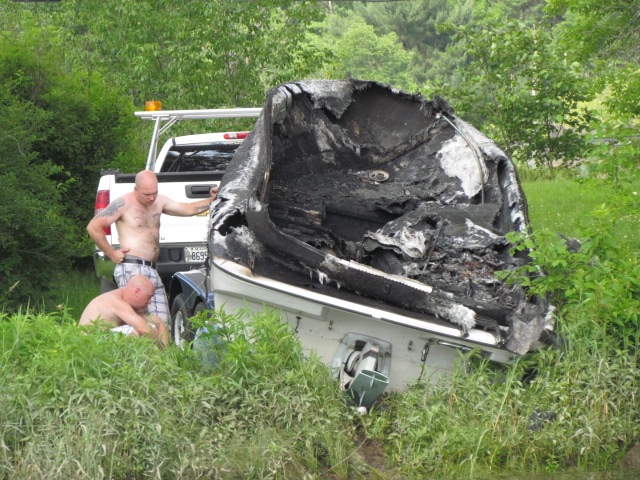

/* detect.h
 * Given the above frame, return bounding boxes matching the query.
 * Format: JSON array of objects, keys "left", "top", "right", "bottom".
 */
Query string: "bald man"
[
  {"left": 87, "top": 170, "right": 217, "bottom": 327},
  {"left": 79, "top": 275, "right": 169, "bottom": 348}
]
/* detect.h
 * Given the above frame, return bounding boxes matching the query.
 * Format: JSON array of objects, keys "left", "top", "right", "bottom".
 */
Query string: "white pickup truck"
[{"left": 92, "top": 107, "right": 261, "bottom": 293}]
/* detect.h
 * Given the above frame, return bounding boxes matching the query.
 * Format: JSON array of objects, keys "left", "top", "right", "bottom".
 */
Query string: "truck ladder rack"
[{"left": 135, "top": 108, "right": 262, "bottom": 170}]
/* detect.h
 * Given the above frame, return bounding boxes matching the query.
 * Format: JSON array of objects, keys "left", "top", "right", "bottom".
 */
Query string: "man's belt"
[{"left": 121, "top": 258, "right": 157, "bottom": 269}]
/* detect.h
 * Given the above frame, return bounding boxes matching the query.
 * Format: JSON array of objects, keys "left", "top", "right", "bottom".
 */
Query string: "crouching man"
[{"left": 79, "top": 275, "right": 169, "bottom": 349}]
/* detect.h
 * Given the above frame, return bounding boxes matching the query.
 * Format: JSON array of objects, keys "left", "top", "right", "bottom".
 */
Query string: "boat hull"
[{"left": 211, "top": 257, "right": 515, "bottom": 392}]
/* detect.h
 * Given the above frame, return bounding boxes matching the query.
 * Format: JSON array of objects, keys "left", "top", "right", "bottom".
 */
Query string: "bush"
[
  {"left": 0, "top": 31, "right": 135, "bottom": 309},
  {"left": 437, "top": 20, "right": 594, "bottom": 171},
  {"left": 500, "top": 189, "right": 640, "bottom": 352}
]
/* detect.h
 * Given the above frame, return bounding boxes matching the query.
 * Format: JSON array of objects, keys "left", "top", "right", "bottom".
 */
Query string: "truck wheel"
[
  {"left": 171, "top": 294, "right": 196, "bottom": 347},
  {"left": 100, "top": 278, "right": 117, "bottom": 294}
]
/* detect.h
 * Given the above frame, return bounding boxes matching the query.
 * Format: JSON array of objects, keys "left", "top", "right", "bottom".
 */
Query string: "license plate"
[{"left": 184, "top": 246, "right": 208, "bottom": 263}]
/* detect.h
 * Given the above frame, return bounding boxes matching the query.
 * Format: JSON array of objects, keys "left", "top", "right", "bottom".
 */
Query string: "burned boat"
[{"left": 202, "top": 79, "right": 554, "bottom": 404}]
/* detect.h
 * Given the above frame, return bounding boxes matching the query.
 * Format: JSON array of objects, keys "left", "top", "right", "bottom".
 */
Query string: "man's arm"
[
  {"left": 161, "top": 186, "right": 218, "bottom": 217},
  {"left": 148, "top": 315, "right": 170, "bottom": 349},
  {"left": 87, "top": 197, "right": 129, "bottom": 263},
  {"left": 113, "top": 303, "right": 169, "bottom": 349}
]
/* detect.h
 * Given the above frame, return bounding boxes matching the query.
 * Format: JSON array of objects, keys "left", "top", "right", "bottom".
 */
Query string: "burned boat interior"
[{"left": 212, "top": 80, "right": 553, "bottom": 354}]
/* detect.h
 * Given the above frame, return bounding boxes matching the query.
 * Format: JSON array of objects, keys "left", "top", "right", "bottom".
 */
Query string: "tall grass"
[
  {"left": 56, "top": 270, "right": 101, "bottom": 318},
  {"left": 1, "top": 270, "right": 100, "bottom": 319},
  {"left": 2, "top": 305, "right": 637, "bottom": 479},
  {"left": 362, "top": 326, "right": 639, "bottom": 478},
  {"left": 0, "top": 309, "right": 361, "bottom": 479}
]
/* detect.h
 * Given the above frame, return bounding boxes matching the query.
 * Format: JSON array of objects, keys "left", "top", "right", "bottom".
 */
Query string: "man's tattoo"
[
  {"left": 194, "top": 204, "right": 210, "bottom": 214},
  {"left": 97, "top": 197, "right": 125, "bottom": 217}
]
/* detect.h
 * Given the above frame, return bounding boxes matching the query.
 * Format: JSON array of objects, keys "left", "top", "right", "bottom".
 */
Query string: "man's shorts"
[
  {"left": 112, "top": 324, "right": 157, "bottom": 336},
  {"left": 114, "top": 262, "right": 170, "bottom": 326},
  {"left": 111, "top": 325, "right": 136, "bottom": 336}
]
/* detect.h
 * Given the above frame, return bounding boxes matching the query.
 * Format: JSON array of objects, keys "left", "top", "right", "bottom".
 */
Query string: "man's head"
[
  {"left": 134, "top": 170, "right": 159, "bottom": 206},
  {"left": 123, "top": 275, "right": 154, "bottom": 310}
]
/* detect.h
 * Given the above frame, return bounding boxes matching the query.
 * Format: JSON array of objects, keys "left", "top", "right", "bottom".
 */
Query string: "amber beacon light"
[{"left": 145, "top": 100, "right": 162, "bottom": 111}]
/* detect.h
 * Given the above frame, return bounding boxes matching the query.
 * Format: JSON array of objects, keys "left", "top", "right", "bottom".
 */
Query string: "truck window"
[{"left": 160, "top": 143, "right": 240, "bottom": 173}]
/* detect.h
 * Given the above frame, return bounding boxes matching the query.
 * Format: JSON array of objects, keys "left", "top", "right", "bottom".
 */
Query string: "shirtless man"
[
  {"left": 87, "top": 170, "right": 217, "bottom": 327},
  {"left": 79, "top": 275, "right": 169, "bottom": 348}
]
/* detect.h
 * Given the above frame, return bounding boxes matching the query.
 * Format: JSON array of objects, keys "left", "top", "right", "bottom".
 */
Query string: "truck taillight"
[
  {"left": 94, "top": 190, "right": 111, "bottom": 235},
  {"left": 223, "top": 132, "right": 249, "bottom": 140}
]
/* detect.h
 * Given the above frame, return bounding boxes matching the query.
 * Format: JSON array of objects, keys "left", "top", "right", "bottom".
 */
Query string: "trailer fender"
[{"left": 169, "top": 268, "right": 214, "bottom": 312}]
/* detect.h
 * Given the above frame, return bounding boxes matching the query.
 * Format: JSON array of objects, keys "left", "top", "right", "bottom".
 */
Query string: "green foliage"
[
  {"left": 602, "top": 65, "right": 640, "bottom": 118},
  {"left": 545, "top": 0, "right": 640, "bottom": 122},
  {"left": 0, "top": 43, "right": 74, "bottom": 308},
  {"left": 4, "top": 302, "right": 639, "bottom": 479},
  {"left": 499, "top": 189, "right": 640, "bottom": 351},
  {"left": 584, "top": 116, "right": 640, "bottom": 188},
  {"left": 34, "top": 68, "right": 137, "bottom": 231},
  {"left": 305, "top": 11, "right": 418, "bottom": 91},
  {"left": 1, "top": 2, "right": 639, "bottom": 477},
  {"left": 359, "top": 329, "right": 639, "bottom": 479},
  {"left": 344, "top": 0, "right": 545, "bottom": 89},
  {"left": 437, "top": 19, "right": 594, "bottom": 170},
  {"left": 0, "top": 32, "right": 135, "bottom": 309},
  {"left": 56, "top": 270, "right": 101, "bottom": 319},
  {"left": 545, "top": 0, "right": 640, "bottom": 64},
  {"left": 0, "top": 309, "right": 360, "bottom": 479},
  {"left": 0, "top": 163, "right": 74, "bottom": 309},
  {"left": 42, "top": 0, "right": 327, "bottom": 109},
  {"left": 352, "top": 0, "right": 469, "bottom": 53},
  {"left": 348, "top": 0, "right": 474, "bottom": 87}
]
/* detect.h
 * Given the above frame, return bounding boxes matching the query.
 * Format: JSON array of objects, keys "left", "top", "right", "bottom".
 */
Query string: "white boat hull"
[{"left": 211, "top": 257, "right": 515, "bottom": 393}]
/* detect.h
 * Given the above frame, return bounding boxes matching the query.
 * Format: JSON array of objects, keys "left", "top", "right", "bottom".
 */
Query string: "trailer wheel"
[
  {"left": 193, "top": 301, "right": 206, "bottom": 316},
  {"left": 170, "top": 294, "right": 196, "bottom": 347}
]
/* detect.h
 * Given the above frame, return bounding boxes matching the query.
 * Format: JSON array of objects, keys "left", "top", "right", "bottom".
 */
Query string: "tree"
[
  {"left": 305, "top": 12, "right": 418, "bottom": 91},
  {"left": 344, "top": 0, "right": 546, "bottom": 87},
  {"left": 546, "top": 0, "right": 640, "bottom": 64},
  {"left": 0, "top": 42, "right": 74, "bottom": 308},
  {"left": 38, "top": 0, "right": 327, "bottom": 109},
  {"left": 546, "top": 0, "right": 640, "bottom": 118},
  {"left": 437, "top": 20, "right": 594, "bottom": 170}
]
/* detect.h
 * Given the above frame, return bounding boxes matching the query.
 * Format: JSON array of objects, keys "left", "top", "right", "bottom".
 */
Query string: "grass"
[
  {"left": 2, "top": 303, "right": 638, "bottom": 479},
  {"left": 0, "top": 309, "right": 360, "bottom": 479},
  {"left": 523, "top": 177, "right": 640, "bottom": 248},
  {"left": 55, "top": 270, "right": 101, "bottom": 319},
  {"left": 371, "top": 331, "right": 640, "bottom": 478},
  {"left": 523, "top": 178, "right": 603, "bottom": 236}
]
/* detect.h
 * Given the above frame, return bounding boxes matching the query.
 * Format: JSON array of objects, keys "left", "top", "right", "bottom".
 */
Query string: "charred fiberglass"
[{"left": 209, "top": 79, "right": 555, "bottom": 358}]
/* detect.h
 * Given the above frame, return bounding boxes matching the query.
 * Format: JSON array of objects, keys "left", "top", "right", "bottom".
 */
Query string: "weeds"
[
  {"left": 363, "top": 340, "right": 639, "bottom": 478},
  {"left": 500, "top": 189, "right": 640, "bottom": 352},
  {"left": 0, "top": 310, "right": 358, "bottom": 479},
  {"left": 2, "top": 288, "right": 639, "bottom": 478}
]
